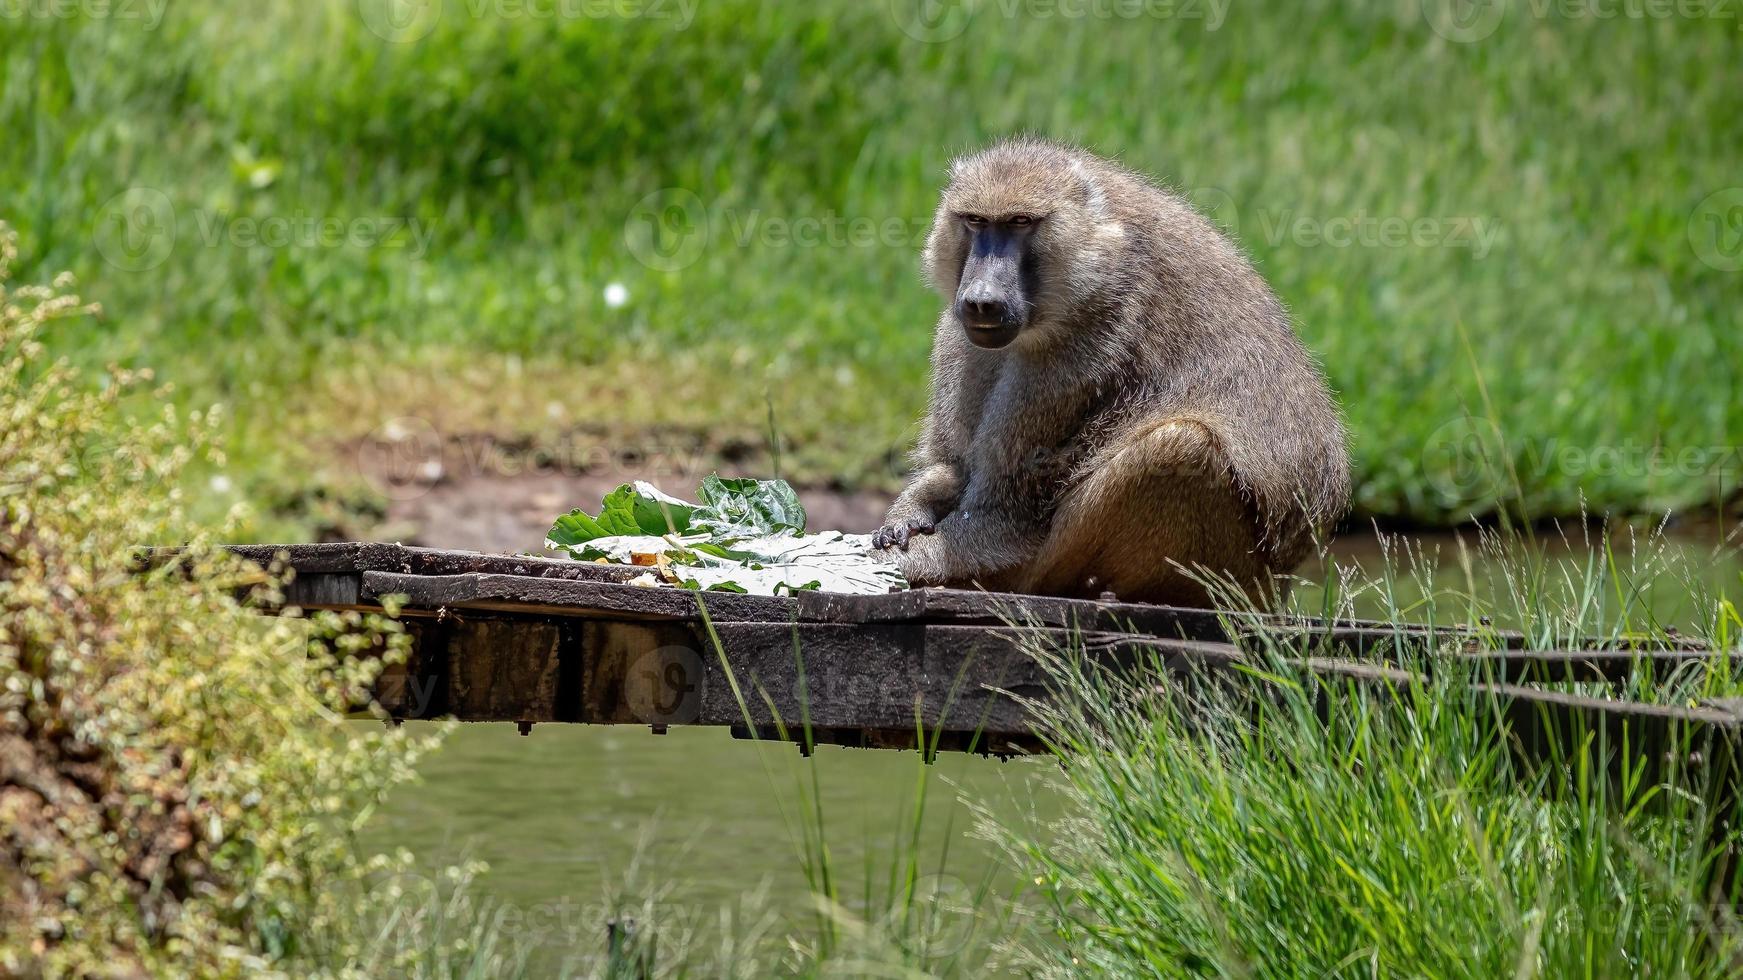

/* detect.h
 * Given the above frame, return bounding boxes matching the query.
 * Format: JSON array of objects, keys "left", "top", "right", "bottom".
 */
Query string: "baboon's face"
[
  {"left": 948, "top": 211, "right": 1040, "bottom": 349},
  {"left": 926, "top": 149, "right": 1102, "bottom": 350}
]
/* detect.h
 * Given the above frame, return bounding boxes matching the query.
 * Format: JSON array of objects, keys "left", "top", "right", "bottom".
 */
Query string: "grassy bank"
[{"left": 3, "top": 1, "right": 1739, "bottom": 535}]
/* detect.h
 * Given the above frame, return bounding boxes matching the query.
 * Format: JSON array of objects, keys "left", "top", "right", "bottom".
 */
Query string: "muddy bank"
[{"left": 383, "top": 468, "right": 891, "bottom": 554}]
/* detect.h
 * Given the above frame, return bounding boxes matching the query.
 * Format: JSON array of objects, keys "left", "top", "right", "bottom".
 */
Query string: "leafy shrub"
[{"left": 0, "top": 223, "right": 445, "bottom": 976}]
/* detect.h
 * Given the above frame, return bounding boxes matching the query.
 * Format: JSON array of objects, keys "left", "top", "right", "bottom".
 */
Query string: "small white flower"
[
  {"left": 209, "top": 475, "right": 233, "bottom": 494},
  {"left": 603, "top": 282, "right": 629, "bottom": 309}
]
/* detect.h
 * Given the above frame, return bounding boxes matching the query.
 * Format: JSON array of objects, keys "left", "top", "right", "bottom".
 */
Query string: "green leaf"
[
  {"left": 594, "top": 485, "right": 650, "bottom": 536},
  {"left": 546, "top": 508, "right": 612, "bottom": 548},
  {"left": 693, "top": 475, "right": 807, "bottom": 538},
  {"left": 675, "top": 577, "right": 750, "bottom": 594},
  {"left": 630, "top": 488, "right": 694, "bottom": 535},
  {"left": 546, "top": 482, "right": 695, "bottom": 552}
]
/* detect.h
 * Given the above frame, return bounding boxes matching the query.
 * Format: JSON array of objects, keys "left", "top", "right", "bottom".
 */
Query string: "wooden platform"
[{"left": 138, "top": 542, "right": 1742, "bottom": 782}]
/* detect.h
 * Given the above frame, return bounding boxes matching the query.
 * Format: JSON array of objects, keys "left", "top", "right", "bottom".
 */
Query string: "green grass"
[
  {"left": 998, "top": 648, "right": 1743, "bottom": 977},
  {"left": 3, "top": 1, "right": 1739, "bottom": 534},
  {"left": 986, "top": 529, "right": 1743, "bottom": 977}
]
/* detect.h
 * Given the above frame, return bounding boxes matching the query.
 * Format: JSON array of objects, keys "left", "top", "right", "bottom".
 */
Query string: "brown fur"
[{"left": 878, "top": 138, "right": 1350, "bottom": 607}]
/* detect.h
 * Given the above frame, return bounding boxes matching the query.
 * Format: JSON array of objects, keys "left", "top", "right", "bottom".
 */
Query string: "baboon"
[{"left": 873, "top": 138, "right": 1350, "bottom": 608}]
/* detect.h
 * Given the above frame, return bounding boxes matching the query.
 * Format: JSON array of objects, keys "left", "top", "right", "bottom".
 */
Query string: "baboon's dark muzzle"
[{"left": 954, "top": 229, "right": 1029, "bottom": 348}]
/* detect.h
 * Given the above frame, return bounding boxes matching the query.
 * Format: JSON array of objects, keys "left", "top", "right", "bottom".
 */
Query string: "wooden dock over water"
[
  {"left": 160, "top": 543, "right": 1738, "bottom": 773},
  {"left": 133, "top": 538, "right": 1743, "bottom": 904}
]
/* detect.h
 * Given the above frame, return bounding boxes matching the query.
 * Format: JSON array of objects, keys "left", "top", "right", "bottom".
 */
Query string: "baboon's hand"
[{"left": 872, "top": 515, "right": 936, "bottom": 551}]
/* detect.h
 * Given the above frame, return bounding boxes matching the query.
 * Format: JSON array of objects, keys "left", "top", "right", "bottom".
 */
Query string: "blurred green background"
[{"left": 3, "top": 0, "right": 1739, "bottom": 535}]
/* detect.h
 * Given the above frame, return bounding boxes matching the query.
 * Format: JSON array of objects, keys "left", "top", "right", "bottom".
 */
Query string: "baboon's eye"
[
  {"left": 1007, "top": 215, "right": 1034, "bottom": 227},
  {"left": 961, "top": 214, "right": 987, "bottom": 230}
]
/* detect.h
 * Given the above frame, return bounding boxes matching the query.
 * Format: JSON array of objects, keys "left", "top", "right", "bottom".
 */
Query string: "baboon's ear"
[{"left": 1068, "top": 160, "right": 1109, "bottom": 217}]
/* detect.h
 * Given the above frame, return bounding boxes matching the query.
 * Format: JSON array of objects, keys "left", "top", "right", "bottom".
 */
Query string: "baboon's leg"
[{"left": 1020, "top": 418, "right": 1274, "bottom": 608}]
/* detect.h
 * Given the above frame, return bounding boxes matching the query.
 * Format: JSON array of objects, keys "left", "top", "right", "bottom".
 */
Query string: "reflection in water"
[{"left": 364, "top": 723, "right": 1064, "bottom": 969}]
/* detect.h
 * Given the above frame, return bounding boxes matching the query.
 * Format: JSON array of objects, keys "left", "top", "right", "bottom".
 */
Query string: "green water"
[
  {"left": 363, "top": 724, "right": 1065, "bottom": 970},
  {"left": 364, "top": 529, "right": 1742, "bottom": 970}
]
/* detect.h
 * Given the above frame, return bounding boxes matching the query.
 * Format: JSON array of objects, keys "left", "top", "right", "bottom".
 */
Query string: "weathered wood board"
[{"left": 139, "top": 543, "right": 1738, "bottom": 766}]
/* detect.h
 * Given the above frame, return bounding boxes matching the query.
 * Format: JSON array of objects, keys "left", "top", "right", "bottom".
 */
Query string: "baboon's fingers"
[
  {"left": 897, "top": 517, "right": 937, "bottom": 550},
  {"left": 872, "top": 517, "right": 936, "bottom": 551}
]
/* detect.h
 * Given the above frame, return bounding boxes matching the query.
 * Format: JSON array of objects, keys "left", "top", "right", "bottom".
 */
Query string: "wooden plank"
[
  {"left": 377, "top": 616, "right": 1742, "bottom": 756},
  {"left": 282, "top": 572, "right": 362, "bottom": 609},
  {"left": 141, "top": 543, "right": 1709, "bottom": 654},
  {"left": 167, "top": 542, "right": 648, "bottom": 582},
  {"left": 360, "top": 571, "right": 797, "bottom": 623},
  {"left": 803, "top": 586, "right": 1708, "bottom": 653},
  {"left": 1428, "top": 648, "right": 1743, "bottom": 684}
]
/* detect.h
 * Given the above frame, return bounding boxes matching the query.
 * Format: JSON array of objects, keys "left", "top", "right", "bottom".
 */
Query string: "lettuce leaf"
[
  {"left": 692, "top": 475, "right": 806, "bottom": 537},
  {"left": 546, "top": 475, "right": 902, "bottom": 595},
  {"left": 547, "top": 481, "right": 696, "bottom": 551}
]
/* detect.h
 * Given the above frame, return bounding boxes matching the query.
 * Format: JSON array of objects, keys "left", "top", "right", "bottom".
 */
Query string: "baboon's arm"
[
  {"left": 878, "top": 374, "right": 972, "bottom": 545},
  {"left": 895, "top": 501, "right": 1046, "bottom": 589},
  {"left": 886, "top": 462, "right": 962, "bottom": 525},
  {"left": 894, "top": 434, "right": 1069, "bottom": 588}
]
